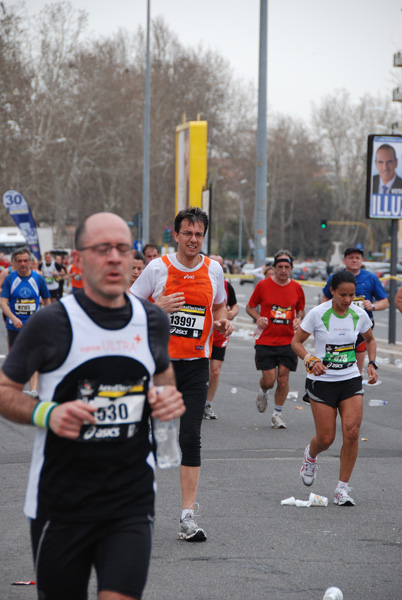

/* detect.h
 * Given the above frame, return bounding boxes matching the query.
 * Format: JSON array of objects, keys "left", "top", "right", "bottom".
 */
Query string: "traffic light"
[
  {"left": 321, "top": 219, "right": 327, "bottom": 229},
  {"left": 163, "top": 226, "right": 172, "bottom": 243}
]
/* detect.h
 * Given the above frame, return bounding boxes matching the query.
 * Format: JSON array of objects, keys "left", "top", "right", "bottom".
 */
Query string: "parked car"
[
  {"left": 376, "top": 264, "right": 402, "bottom": 279},
  {"left": 240, "top": 263, "right": 255, "bottom": 285},
  {"left": 292, "top": 262, "right": 315, "bottom": 280},
  {"left": 291, "top": 267, "right": 309, "bottom": 281},
  {"left": 382, "top": 277, "right": 402, "bottom": 295},
  {"left": 362, "top": 261, "right": 389, "bottom": 274},
  {"left": 376, "top": 265, "right": 402, "bottom": 296}
]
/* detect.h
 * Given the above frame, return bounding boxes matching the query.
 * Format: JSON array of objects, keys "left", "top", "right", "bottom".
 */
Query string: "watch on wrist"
[
  {"left": 368, "top": 360, "right": 378, "bottom": 370},
  {"left": 372, "top": 304, "right": 376, "bottom": 311}
]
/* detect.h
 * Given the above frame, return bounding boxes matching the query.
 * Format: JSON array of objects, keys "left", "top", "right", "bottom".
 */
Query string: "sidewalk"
[{"left": 375, "top": 338, "right": 402, "bottom": 363}]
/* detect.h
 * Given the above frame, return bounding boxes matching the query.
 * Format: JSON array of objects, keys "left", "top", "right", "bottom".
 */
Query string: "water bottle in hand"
[
  {"left": 254, "top": 317, "right": 268, "bottom": 340},
  {"left": 153, "top": 418, "right": 181, "bottom": 469}
]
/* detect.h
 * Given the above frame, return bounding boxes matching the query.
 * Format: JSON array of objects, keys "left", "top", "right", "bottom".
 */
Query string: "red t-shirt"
[
  {"left": 0, "top": 259, "right": 10, "bottom": 270},
  {"left": 248, "top": 278, "right": 305, "bottom": 346}
]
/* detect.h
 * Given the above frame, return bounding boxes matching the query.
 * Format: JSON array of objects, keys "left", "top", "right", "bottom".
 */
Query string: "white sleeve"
[
  {"left": 252, "top": 267, "right": 264, "bottom": 280},
  {"left": 131, "top": 259, "right": 162, "bottom": 300},
  {"left": 300, "top": 307, "right": 316, "bottom": 335}
]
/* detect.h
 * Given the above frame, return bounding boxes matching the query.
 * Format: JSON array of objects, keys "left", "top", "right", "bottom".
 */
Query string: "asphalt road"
[{"left": 0, "top": 281, "right": 401, "bottom": 600}]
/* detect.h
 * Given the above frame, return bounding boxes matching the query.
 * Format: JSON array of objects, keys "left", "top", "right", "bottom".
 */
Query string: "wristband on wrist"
[
  {"left": 31, "top": 401, "right": 59, "bottom": 429},
  {"left": 306, "top": 356, "right": 320, "bottom": 373},
  {"left": 303, "top": 353, "right": 312, "bottom": 366}
]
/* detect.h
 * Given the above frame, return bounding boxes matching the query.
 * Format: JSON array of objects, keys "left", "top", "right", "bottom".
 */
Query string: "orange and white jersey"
[{"left": 131, "top": 254, "right": 225, "bottom": 359}]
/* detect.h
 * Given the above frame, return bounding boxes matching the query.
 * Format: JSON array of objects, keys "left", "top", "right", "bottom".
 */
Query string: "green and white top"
[{"left": 301, "top": 300, "right": 373, "bottom": 382}]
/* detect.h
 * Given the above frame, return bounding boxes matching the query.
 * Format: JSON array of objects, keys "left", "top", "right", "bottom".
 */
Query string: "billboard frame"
[{"left": 366, "top": 133, "right": 402, "bottom": 219}]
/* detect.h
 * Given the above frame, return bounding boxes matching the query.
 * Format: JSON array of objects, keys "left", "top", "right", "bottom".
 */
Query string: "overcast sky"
[{"left": 26, "top": 0, "right": 402, "bottom": 124}]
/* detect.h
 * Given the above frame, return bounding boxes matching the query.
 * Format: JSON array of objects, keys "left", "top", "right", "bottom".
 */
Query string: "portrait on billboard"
[{"left": 366, "top": 134, "right": 402, "bottom": 219}]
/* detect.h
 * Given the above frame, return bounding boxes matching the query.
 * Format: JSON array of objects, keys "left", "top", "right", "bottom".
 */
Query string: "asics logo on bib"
[
  {"left": 83, "top": 426, "right": 120, "bottom": 440},
  {"left": 183, "top": 274, "right": 194, "bottom": 279},
  {"left": 170, "top": 327, "right": 192, "bottom": 336}
]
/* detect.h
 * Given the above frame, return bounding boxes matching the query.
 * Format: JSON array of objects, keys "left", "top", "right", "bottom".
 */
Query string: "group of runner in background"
[{"left": 0, "top": 209, "right": 397, "bottom": 598}]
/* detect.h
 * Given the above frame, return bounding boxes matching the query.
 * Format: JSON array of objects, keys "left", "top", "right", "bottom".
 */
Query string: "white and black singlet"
[{"left": 2, "top": 291, "right": 170, "bottom": 522}]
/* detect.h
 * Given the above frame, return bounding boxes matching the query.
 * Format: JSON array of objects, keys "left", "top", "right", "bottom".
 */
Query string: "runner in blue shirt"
[
  {"left": 0, "top": 247, "right": 51, "bottom": 394},
  {"left": 322, "top": 247, "right": 388, "bottom": 372}
]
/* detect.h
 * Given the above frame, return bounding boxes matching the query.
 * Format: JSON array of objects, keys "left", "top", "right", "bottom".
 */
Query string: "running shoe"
[
  {"left": 203, "top": 403, "right": 217, "bottom": 420},
  {"left": 256, "top": 390, "right": 268, "bottom": 413},
  {"left": 177, "top": 513, "right": 207, "bottom": 542},
  {"left": 300, "top": 444, "right": 317, "bottom": 486},
  {"left": 334, "top": 486, "right": 355, "bottom": 506},
  {"left": 271, "top": 414, "right": 287, "bottom": 429}
]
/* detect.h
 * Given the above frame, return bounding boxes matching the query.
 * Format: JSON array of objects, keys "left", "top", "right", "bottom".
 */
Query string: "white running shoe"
[
  {"left": 256, "top": 390, "right": 268, "bottom": 413},
  {"left": 300, "top": 444, "right": 317, "bottom": 486},
  {"left": 271, "top": 414, "right": 287, "bottom": 429},
  {"left": 203, "top": 403, "right": 217, "bottom": 420},
  {"left": 178, "top": 512, "right": 207, "bottom": 542},
  {"left": 334, "top": 486, "right": 355, "bottom": 506}
]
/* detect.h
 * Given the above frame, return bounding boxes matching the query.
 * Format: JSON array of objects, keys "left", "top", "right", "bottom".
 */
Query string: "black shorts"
[
  {"left": 173, "top": 358, "right": 209, "bottom": 468},
  {"left": 255, "top": 344, "right": 298, "bottom": 372},
  {"left": 303, "top": 376, "right": 364, "bottom": 408},
  {"left": 7, "top": 329, "right": 19, "bottom": 348},
  {"left": 211, "top": 345, "right": 226, "bottom": 361},
  {"left": 49, "top": 288, "right": 59, "bottom": 299},
  {"left": 31, "top": 515, "right": 153, "bottom": 600}
]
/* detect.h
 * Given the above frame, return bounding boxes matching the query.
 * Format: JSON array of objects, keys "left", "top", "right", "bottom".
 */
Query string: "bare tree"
[
  {"left": 0, "top": 2, "right": 34, "bottom": 223},
  {"left": 311, "top": 89, "right": 393, "bottom": 252}
]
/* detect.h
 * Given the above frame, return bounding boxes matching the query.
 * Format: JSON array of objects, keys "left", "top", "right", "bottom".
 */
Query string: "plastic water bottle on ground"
[
  {"left": 153, "top": 418, "right": 181, "bottom": 469},
  {"left": 368, "top": 399, "right": 388, "bottom": 406},
  {"left": 322, "top": 586, "right": 343, "bottom": 600}
]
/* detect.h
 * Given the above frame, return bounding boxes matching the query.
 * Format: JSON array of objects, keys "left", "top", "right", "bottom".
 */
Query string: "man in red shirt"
[
  {"left": 246, "top": 250, "right": 305, "bottom": 429},
  {"left": 0, "top": 252, "right": 10, "bottom": 271}
]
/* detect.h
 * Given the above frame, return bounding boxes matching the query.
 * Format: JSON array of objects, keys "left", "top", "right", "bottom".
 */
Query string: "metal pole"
[
  {"left": 388, "top": 219, "right": 398, "bottom": 344},
  {"left": 142, "top": 0, "right": 151, "bottom": 244},
  {"left": 254, "top": 0, "right": 268, "bottom": 269},
  {"left": 207, "top": 184, "right": 212, "bottom": 255},
  {"left": 238, "top": 198, "right": 243, "bottom": 259}
]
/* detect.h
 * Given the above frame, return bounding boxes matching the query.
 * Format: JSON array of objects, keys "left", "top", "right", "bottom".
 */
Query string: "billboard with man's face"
[{"left": 366, "top": 134, "right": 402, "bottom": 219}]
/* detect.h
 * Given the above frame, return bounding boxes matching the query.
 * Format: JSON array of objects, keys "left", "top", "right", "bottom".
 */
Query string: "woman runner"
[{"left": 291, "top": 270, "right": 378, "bottom": 506}]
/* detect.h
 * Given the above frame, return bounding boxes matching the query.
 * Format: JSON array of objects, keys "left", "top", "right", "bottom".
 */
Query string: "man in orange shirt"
[
  {"left": 68, "top": 262, "right": 83, "bottom": 294},
  {"left": 132, "top": 207, "right": 234, "bottom": 541}
]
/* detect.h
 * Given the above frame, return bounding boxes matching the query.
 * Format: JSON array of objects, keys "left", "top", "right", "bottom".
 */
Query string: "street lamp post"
[
  {"left": 142, "top": 0, "right": 151, "bottom": 245},
  {"left": 254, "top": 0, "right": 268, "bottom": 269},
  {"left": 238, "top": 197, "right": 243, "bottom": 259}
]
